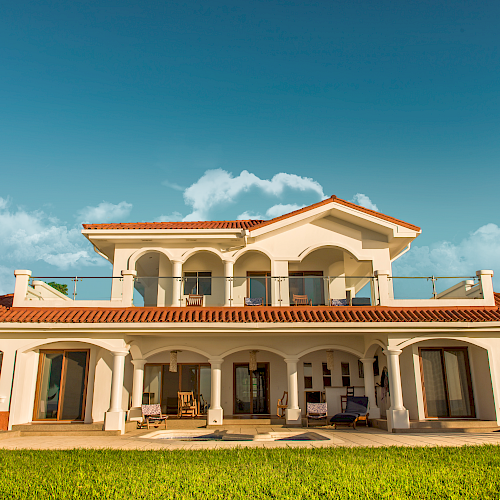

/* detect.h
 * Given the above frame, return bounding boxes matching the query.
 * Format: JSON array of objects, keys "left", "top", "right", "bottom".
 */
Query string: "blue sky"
[{"left": 0, "top": 0, "right": 499, "bottom": 293}]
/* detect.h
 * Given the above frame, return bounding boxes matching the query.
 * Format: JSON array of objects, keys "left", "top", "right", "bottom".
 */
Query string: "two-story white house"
[{"left": 0, "top": 195, "right": 499, "bottom": 434}]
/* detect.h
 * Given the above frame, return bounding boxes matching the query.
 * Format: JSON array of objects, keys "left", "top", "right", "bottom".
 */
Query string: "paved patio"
[{"left": 2, "top": 426, "right": 500, "bottom": 450}]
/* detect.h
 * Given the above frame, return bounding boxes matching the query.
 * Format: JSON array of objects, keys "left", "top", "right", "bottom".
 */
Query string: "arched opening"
[
  {"left": 290, "top": 246, "right": 373, "bottom": 305},
  {"left": 143, "top": 349, "right": 211, "bottom": 416},
  {"left": 399, "top": 339, "right": 495, "bottom": 422},
  {"left": 234, "top": 250, "right": 272, "bottom": 306},
  {"left": 298, "top": 347, "right": 365, "bottom": 416},
  {"left": 182, "top": 250, "right": 224, "bottom": 307},
  {"left": 134, "top": 251, "right": 172, "bottom": 307}
]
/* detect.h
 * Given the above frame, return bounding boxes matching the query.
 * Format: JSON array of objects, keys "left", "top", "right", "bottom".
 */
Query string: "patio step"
[
  {"left": 11, "top": 422, "right": 121, "bottom": 437},
  {"left": 371, "top": 418, "right": 500, "bottom": 433}
]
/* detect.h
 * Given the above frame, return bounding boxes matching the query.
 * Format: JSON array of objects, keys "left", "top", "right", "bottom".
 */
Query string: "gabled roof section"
[
  {"left": 81, "top": 196, "right": 419, "bottom": 233},
  {"left": 249, "top": 196, "right": 421, "bottom": 233},
  {"left": 82, "top": 220, "right": 264, "bottom": 230}
]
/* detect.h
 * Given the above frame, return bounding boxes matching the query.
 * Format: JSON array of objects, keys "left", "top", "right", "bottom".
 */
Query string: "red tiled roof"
[
  {"left": 81, "top": 196, "right": 420, "bottom": 232},
  {"left": 82, "top": 220, "right": 264, "bottom": 230},
  {"left": 1, "top": 304, "right": 500, "bottom": 324}
]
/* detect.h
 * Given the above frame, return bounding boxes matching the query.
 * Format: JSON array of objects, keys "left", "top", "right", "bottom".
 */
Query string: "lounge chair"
[
  {"left": 140, "top": 404, "right": 168, "bottom": 429},
  {"left": 306, "top": 402, "right": 328, "bottom": 427},
  {"left": 276, "top": 391, "right": 288, "bottom": 418},
  {"left": 178, "top": 391, "right": 198, "bottom": 417},
  {"left": 329, "top": 396, "right": 369, "bottom": 429}
]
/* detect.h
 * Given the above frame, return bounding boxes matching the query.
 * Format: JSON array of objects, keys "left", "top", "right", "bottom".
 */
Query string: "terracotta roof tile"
[
  {"left": 81, "top": 195, "right": 420, "bottom": 232},
  {"left": 1, "top": 304, "right": 500, "bottom": 324},
  {"left": 82, "top": 220, "right": 264, "bottom": 230}
]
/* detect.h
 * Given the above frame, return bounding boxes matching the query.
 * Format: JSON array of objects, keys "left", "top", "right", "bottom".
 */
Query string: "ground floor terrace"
[{"left": 1, "top": 327, "right": 500, "bottom": 434}]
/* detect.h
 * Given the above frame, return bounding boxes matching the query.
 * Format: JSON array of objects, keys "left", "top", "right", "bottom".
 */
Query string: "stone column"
[
  {"left": 207, "top": 358, "right": 224, "bottom": 425},
  {"left": 223, "top": 261, "right": 234, "bottom": 307},
  {"left": 121, "top": 270, "right": 137, "bottom": 307},
  {"left": 104, "top": 351, "right": 128, "bottom": 433},
  {"left": 360, "top": 358, "right": 380, "bottom": 419},
  {"left": 383, "top": 348, "right": 410, "bottom": 432},
  {"left": 129, "top": 359, "right": 146, "bottom": 421},
  {"left": 13, "top": 270, "right": 31, "bottom": 307},
  {"left": 284, "top": 358, "right": 301, "bottom": 425},
  {"left": 171, "top": 260, "right": 183, "bottom": 307}
]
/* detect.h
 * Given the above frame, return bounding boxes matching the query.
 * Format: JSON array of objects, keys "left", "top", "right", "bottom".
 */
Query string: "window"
[
  {"left": 303, "top": 362, "right": 313, "bottom": 389},
  {"left": 184, "top": 272, "right": 211, "bottom": 295},
  {"left": 322, "top": 363, "right": 331, "bottom": 387},
  {"left": 289, "top": 271, "right": 324, "bottom": 305},
  {"left": 247, "top": 272, "right": 271, "bottom": 306},
  {"left": 341, "top": 362, "right": 350, "bottom": 387}
]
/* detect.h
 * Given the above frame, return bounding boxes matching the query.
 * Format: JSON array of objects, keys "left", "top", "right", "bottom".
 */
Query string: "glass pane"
[
  {"left": 444, "top": 350, "right": 473, "bottom": 417},
  {"left": 60, "top": 351, "right": 88, "bottom": 421},
  {"left": 421, "top": 350, "right": 448, "bottom": 417},
  {"left": 199, "top": 366, "right": 211, "bottom": 414},
  {"left": 198, "top": 277, "right": 212, "bottom": 295},
  {"left": 304, "top": 276, "right": 324, "bottom": 306},
  {"left": 252, "top": 365, "right": 268, "bottom": 414},
  {"left": 144, "top": 365, "right": 162, "bottom": 406},
  {"left": 161, "top": 366, "right": 179, "bottom": 414},
  {"left": 184, "top": 276, "right": 198, "bottom": 295},
  {"left": 249, "top": 276, "right": 270, "bottom": 305},
  {"left": 181, "top": 365, "right": 199, "bottom": 399},
  {"left": 341, "top": 363, "right": 350, "bottom": 376},
  {"left": 235, "top": 365, "right": 251, "bottom": 414},
  {"left": 36, "top": 353, "right": 63, "bottom": 419}
]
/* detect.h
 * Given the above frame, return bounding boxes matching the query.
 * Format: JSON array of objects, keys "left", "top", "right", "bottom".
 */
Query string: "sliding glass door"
[
  {"left": 34, "top": 350, "right": 89, "bottom": 421},
  {"left": 420, "top": 348, "right": 475, "bottom": 418},
  {"left": 234, "top": 363, "right": 270, "bottom": 414}
]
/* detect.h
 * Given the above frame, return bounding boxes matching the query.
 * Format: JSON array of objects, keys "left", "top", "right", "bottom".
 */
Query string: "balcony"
[{"left": 11, "top": 269, "right": 496, "bottom": 308}]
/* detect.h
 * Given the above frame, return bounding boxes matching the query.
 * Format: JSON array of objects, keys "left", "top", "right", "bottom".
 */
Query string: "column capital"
[
  {"left": 383, "top": 348, "right": 402, "bottom": 356},
  {"left": 172, "top": 260, "right": 183, "bottom": 265},
  {"left": 131, "top": 358, "right": 146, "bottom": 367},
  {"left": 284, "top": 358, "right": 300, "bottom": 364},
  {"left": 14, "top": 270, "right": 32, "bottom": 276},
  {"left": 360, "top": 357, "right": 376, "bottom": 364},
  {"left": 208, "top": 358, "right": 224, "bottom": 365},
  {"left": 111, "top": 351, "right": 129, "bottom": 357},
  {"left": 121, "top": 269, "right": 137, "bottom": 277}
]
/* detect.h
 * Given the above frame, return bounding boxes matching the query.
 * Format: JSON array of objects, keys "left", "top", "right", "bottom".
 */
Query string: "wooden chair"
[
  {"left": 186, "top": 294, "right": 203, "bottom": 306},
  {"left": 276, "top": 391, "right": 288, "bottom": 418},
  {"left": 178, "top": 391, "right": 197, "bottom": 418},
  {"left": 306, "top": 402, "right": 328, "bottom": 427},
  {"left": 140, "top": 404, "right": 168, "bottom": 429},
  {"left": 292, "top": 294, "right": 312, "bottom": 306},
  {"left": 244, "top": 297, "right": 264, "bottom": 306}
]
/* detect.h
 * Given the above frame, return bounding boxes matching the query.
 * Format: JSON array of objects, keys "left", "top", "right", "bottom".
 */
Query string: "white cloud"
[
  {"left": 77, "top": 201, "right": 133, "bottom": 223},
  {"left": 0, "top": 265, "right": 14, "bottom": 296},
  {"left": 237, "top": 211, "right": 264, "bottom": 220},
  {"left": 393, "top": 223, "right": 500, "bottom": 288},
  {"left": 162, "top": 181, "right": 185, "bottom": 191},
  {"left": 0, "top": 197, "right": 9, "bottom": 210},
  {"left": 154, "top": 212, "right": 184, "bottom": 222},
  {"left": 265, "top": 203, "right": 305, "bottom": 219},
  {"left": 351, "top": 193, "right": 378, "bottom": 212},
  {"left": 181, "top": 169, "right": 325, "bottom": 221}
]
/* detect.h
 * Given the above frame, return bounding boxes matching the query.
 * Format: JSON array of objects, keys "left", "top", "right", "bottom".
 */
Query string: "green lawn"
[{"left": 0, "top": 446, "right": 499, "bottom": 499}]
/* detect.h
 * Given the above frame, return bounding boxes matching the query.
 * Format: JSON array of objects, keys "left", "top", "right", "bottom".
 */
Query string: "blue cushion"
[
  {"left": 345, "top": 397, "right": 368, "bottom": 415},
  {"left": 330, "top": 413, "right": 358, "bottom": 423}
]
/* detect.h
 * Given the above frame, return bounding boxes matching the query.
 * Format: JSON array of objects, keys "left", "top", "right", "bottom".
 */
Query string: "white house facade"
[{"left": 0, "top": 195, "right": 499, "bottom": 434}]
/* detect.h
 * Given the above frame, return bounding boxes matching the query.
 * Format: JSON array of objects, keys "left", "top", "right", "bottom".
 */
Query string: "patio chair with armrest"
[
  {"left": 186, "top": 294, "right": 203, "bottom": 306},
  {"left": 330, "top": 396, "right": 369, "bottom": 429},
  {"left": 292, "top": 294, "right": 312, "bottom": 306},
  {"left": 178, "top": 391, "right": 198, "bottom": 418},
  {"left": 306, "top": 402, "right": 328, "bottom": 427},
  {"left": 140, "top": 404, "right": 168, "bottom": 429},
  {"left": 276, "top": 391, "right": 288, "bottom": 418}
]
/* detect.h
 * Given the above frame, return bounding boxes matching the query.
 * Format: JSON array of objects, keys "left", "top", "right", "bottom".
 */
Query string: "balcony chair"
[
  {"left": 329, "top": 396, "right": 369, "bottom": 429},
  {"left": 330, "top": 298, "right": 349, "bottom": 306},
  {"left": 178, "top": 391, "right": 198, "bottom": 418},
  {"left": 276, "top": 391, "right": 288, "bottom": 418},
  {"left": 306, "top": 402, "right": 328, "bottom": 427},
  {"left": 186, "top": 294, "right": 203, "bottom": 306},
  {"left": 140, "top": 404, "right": 168, "bottom": 430},
  {"left": 244, "top": 297, "right": 264, "bottom": 306},
  {"left": 292, "top": 294, "right": 312, "bottom": 306}
]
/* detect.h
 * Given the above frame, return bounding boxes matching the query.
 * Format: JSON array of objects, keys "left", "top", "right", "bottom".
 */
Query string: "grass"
[{"left": 0, "top": 446, "right": 499, "bottom": 499}]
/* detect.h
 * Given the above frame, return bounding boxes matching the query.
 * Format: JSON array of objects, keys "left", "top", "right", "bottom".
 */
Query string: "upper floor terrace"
[{"left": 6, "top": 196, "right": 498, "bottom": 309}]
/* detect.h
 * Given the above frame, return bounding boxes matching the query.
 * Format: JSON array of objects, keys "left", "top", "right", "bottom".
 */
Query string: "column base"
[
  {"left": 285, "top": 408, "right": 302, "bottom": 426},
  {"left": 128, "top": 407, "right": 143, "bottom": 421},
  {"left": 368, "top": 407, "right": 381, "bottom": 419},
  {"left": 387, "top": 409, "right": 409, "bottom": 432},
  {"left": 207, "top": 408, "right": 223, "bottom": 426},
  {"left": 104, "top": 410, "right": 126, "bottom": 434}
]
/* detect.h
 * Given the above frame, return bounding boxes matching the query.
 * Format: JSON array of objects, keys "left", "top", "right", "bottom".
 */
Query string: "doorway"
[
  {"left": 33, "top": 350, "right": 89, "bottom": 421},
  {"left": 420, "top": 347, "right": 475, "bottom": 418},
  {"left": 234, "top": 363, "right": 270, "bottom": 414},
  {"left": 247, "top": 272, "right": 271, "bottom": 306}
]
